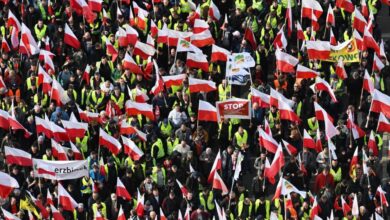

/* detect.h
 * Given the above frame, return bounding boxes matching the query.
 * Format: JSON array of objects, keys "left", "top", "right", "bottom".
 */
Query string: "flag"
[
  {"left": 133, "top": 41, "right": 156, "bottom": 60},
  {"left": 324, "top": 113, "right": 339, "bottom": 140},
  {"left": 244, "top": 27, "right": 257, "bottom": 50},
  {"left": 353, "top": 8, "right": 367, "bottom": 33},
  {"left": 353, "top": 30, "right": 365, "bottom": 50},
  {"left": 259, "top": 129, "right": 278, "bottom": 153},
  {"left": 270, "top": 87, "right": 295, "bottom": 108},
  {"left": 191, "top": 29, "right": 215, "bottom": 47},
  {"left": 377, "top": 186, "right": 389, "bottom": 207},
  {"left": 368, "top": 131, "right": 378, "bottom": 156},
  {"left": 37, "top": 65, "right": 52, "bottom": 93},
  {"left": 370, "top": 89, "right": 390, "bottom": 118},
  {"left": 186, "top": 52, "right": 209, "bottom": 72},
  {"left": 373, "top": 53, "right": 385, "bottom": 72},
  {"left": 9, "top": 103, "right": 32, "bottom": 138},
  {"left": 7, "top": 10, "right": 21, "bottom": 32},
  {"left": 160, "top": 208, "right": 167, "bottom": 220},
  {"left": 207, "top": 150, "right": 222, "bottom": 183},
  {"left": 362, "top": 70, "right": 374, "bottom": 93},
  {"left": 302, "top": 0, "right": 323, "bottom": 19},
  {"left": 77, "top": 107, "right": 99, "bottom": 122},
  {"left": 221, "top": 13, "right": 228, "bottom": 30},
  {"left": 177, "top": 38, "right": 202, "bottom": 53},
  {"left": 61, "top": 119, "right": 88, "bottom": 140},
  {"left": 361, "top": 0, "right": 369, "bottom": 17},
  {"left": 0, "top": 172, "right": 19, "bottom": 199},
  {"left": 21, "top": 23, "right": 40, "bottom": 56},
  {"left": 119, "top": 120, "right": 147, "bottom": 141},
  {"left": 350, "top": 147, "right": 359, "bottom": 175},
  {"left": 10, "top": 27, "right": 18, "bottom": 50},
  {"left": 275, "top": 49, "right": 298, "bottom": 72},
  {"left": 273, "top": 27, "right": 288, "bottom": 49},
  {"left": 176, "top": 179, "right": 189, "bottom": 197},
  {"left": 208, "top": 1, "right": 221, "bottom": 20},
  {"left": 303, "top": 129, "right": 316, "bottom": 149},
  {"left": 58, "top": 183, "right": 78, "bottom": 211},
  {"left": 341, "top": 197, "right": 351, "bottom": 216},
  {"left": 150, "top": 20, "right": 158, "bottom": 37},
  {"left": 296, "top": 65, "right": 320, "bottom": 79},
  {"left": 116, "top": 177, "right": 131, "bottom": 200},
  {"left": 314, "top": 77, "right": 338, "bottom": 102},
  {"left": 125, "top": 100, "right": 155, "bottom": 120},
  {"left": 250, "top": 87, "right": 270, "bottom": 108},
  {"left": 352, "top": 194, "right": 359, "bottom": 217},
  {"left": 326, "top": 4, "right": 335, "bottom": 26},
  {"left": 121, "top": 136, "right": 144, "bottom": 160},
  {"left": 297, "top": 22, "right": 305, "bottom": 40},
  {"left": 162, "top": 74, "right": 186, "bottom": 88},
  {"left": 46, "top": 189, "right": 54, "bottom": 206},
  {"left": 279, "top": 99, "right": 301, "bottom": 123},
  {"left": 212, "top": 171, "right": 229, "bottom": 194},
  {"left": 99, "top": 128, "right": 122, "bottom": 155},
  {"left": 307, "top": 41, "right": 331, "bottom": 60},
  {"left": 1, "top": 208, "right": 21, "bottom": 220},
  {"left": 123, "top": 53, "right": 143, "bottom": 75},
  {"left": 328, "top": 29, "right": 337, "bottom": 46},
  {"left": 193, "top": 19, "right": 209, "bottom": 34},
  {"left": 335, "top": 58, "right": 347, "bottom": 79},
  {"left": 364, "top": 26, "right": 380, "bottom": 54},
  {"left": 282, "top": 139, "right": 298, "bottom": 156},
  {"left": 150, "top": 61, "right": 164, "bottom": 95},
  {"left": 52, "top": 139, "right": 68, "bottom": 161},
  {"left": 311, "top": 11, "right": 320, "bottom": 31},
  {"left": 336, "top": 0, "right": 355, "bottom": 13},
  {"left": 88, "top": 0, "right": 102, "bottom": 12},
  {"left": 105, "top": 39, "right": 118, "bottom": 62},
  {"left": 188, "top": 77, "right": 216, "bottom": 93},
  {"left": 70, "top": 142, "right": 83, "bottom": 160},
  {"left": 266, "top": 144, "right": 285, "bottom": 184},
  {"left": 211, "top": 44, "right": 230, "bottom": 62},
  {"left": 346, "top": 113, "right": 365, "bottom": 139},
  {"left": 64, "top": 23, "right": 80, "bottom": 49},
  {"left": 118, "top": 206, "right": 126, "bottom": 220},
  {"left": 5, "top": 146, "right": 32, "bottom": 166},
  {"left": 377, "top": 113, "right": 390, "bottom": 133},
  {"left": 198, "top": 100, "right": 218, "bottom": 122},
  {"left": 0, "top": 110, "right": 9, "bottom": 130},
  {"left": 157, "top": 24, "right": 168, "bottom": 44},
  {"left": 136, "top": 190, "right": 144, "bottom": 217},
  {"left": 50, "top": 205, "right": 65, "bottom": 220},
  {"left": 1, "top": 38, "right": 11, "bottom": 53}
]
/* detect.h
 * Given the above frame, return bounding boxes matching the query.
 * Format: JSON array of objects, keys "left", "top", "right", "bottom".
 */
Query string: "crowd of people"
[{"left": 0, "top": 0, "right": 389, "bottom": 219}]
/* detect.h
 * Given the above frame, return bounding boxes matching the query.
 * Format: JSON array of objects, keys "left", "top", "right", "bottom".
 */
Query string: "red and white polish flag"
[
  {"left": 2, "top": 207, "right": 20, "bottom": 220},
  {"left": 208, "top": 1, "right": 221, "bottom": 21},
  {"left": 50, "top": 204, "right": 65, "bottom": 220},
  {"left": 186, "top": 52, "right": 209, "bottom": 72},
  {"left": 123, "top": 53, "right": 143, "bottom": 75},
  {"left": 133, "top": 41, "right": 156, "bottom": 60},
  {"left": 275, "top": 49, "right": 298, "bottom": 73},
  {"left": 58, "top": 183, "right": 78, "bottom": 211},
  {"left": 207, "top": 150, "right": 222, "bottom": 183},
  {"left": 377, "top": 113, "right": 390, "bottom": 133},
  {"left": 302, "top": 0, "right": 323, "bottom": 19},
  {"left": 296, "top": 65, "right": 320, "bottom": 79},
  {"left": 116, "top": 177, "right": 132, "bottom": 200},
  {"left": 99, "top": 128, "right": 122, "bottom": 155},
  {"left": 64, "top": 23, "right": 80, "bottom": 49},
  {"left": 250, "top": 87, "right": 270, "bottom": 108},
  {"left": 211, "top": 44, "right": 230, "bottom": 62},
  {"left": 314, "top": 77, "right": 338, "bottom": 102},
  {"left": 198, "top": 100, "right": 218, "bottom": 122},
  {"left": 121, "top": 135, "right": 144, "bottom": 161},
  {"left": 193, "top": 19, "right": 209, "bottom": 34},
  {"left": 61, "top": 119, "right": 88, "bottom": 140},
  {"left": 303, "top": 129, "right": 316, "bottom": 149},
  {"left": 125, "top": 100, "right": 155, "bottom": 120},
  {"left": 5, "top": 146, "right": 32, "bottom": 167},
  {"left": 307, "top": 41, "right": 331, "bottom": 60},
  {"left": 188, "top": 77, "right": 216, "bottom": 93},
  {"left": 336, "top": 58, "right": 348, "bottom": 79},
  {"left": 162, "top": 74, "right": 186, "bottom": 88},
  {"left": 0, "top": 172, "right": 19, "bottom": 199},
  {"left": 370, "top": 89, "right": 390, "bottom": 118},
  {"left": 176, "top": 179, "right": 189, "bottom": 197},
  {"left": 258, "top": 129, "right": 278, "bottom": 153}
]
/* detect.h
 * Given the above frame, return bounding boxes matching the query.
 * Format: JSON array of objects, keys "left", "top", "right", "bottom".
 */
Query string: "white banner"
[
  {"left": 228, "top": 52, "right": 255, "bottom": 69},
  {"left": 33, "top": 159, "right": 88, "bottom": 180}
]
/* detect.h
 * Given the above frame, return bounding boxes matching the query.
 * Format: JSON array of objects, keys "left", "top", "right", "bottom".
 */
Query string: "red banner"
[{"left": 216, "top": 98, "right": 251, "bottom": 120}]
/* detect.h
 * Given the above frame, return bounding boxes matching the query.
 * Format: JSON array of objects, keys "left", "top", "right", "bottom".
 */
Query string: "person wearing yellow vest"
[
  {"left": 26, "top": 73, "right": 39, "bottom": 92},
  {"left": 159, "top": 119, "right": 173, "bottom": 138},
  {"left": 92, "top": 199, "right": 107, "bottom": 219},
  {"left": 254, "top": 197, "right": 271, "bottom": 219},
  {"left": 87, "top": 87, "right": 105, "bottom": 111},
  {"left": 166, "top": 133, "right": 179, "bottom": 156},
  {"left": 237, "top": 197, "right": 253, "bottom": 219},
  {"left": 307, "top": 117, "right": 318, "bottom": 136},
  {"left": 372, "top": 72, "right": 386, "bottom": 92},
  {"left": 151, "top": 164, "right": 166, "bottom": 188},
  {"left": 34, "top": 19, "right": 47, "bottom": 41},
  {"left": 330, "top": 159, "right": 342, "bottom": 183},
  {"left": 233, "top": 126, "right": 248, "bottom": 149},
  {"left": 199, "top": 188, "right": 215, "bottom": 212},
  {"left": 151, "top": 136, "right": 165, "bottom": 162},
  {"left": 42, "top": 148, "right": 55, "bottom": 160},
  {"left": 80, "top": 176, "right": 93, "bottom": 204},
  {"left": 218, "top": 79, "right": 231, "bottom": 101},
  {"left": 111, "top": 86, "right": 125, "bottom": 109}
]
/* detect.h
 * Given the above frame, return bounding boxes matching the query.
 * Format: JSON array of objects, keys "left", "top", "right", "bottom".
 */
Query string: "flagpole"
[
  {"left": 284, "top": 194, "right": 288, "bottom": 220},
  {"left": 227, "top": 177, "right": 235, "bottom": 210}
]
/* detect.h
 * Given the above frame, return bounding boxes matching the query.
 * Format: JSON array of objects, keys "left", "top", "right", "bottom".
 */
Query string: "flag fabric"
[
  {"left": 51, "top": 79, "right": 71, "bottom": 106},
  {"left": 297, "top": 22, "right": 305, "bottom": 40},
  {"left": 307, "top": 41, "right": 331, "bottom": 60},
  {"left": 176, "top": 38, "right": 202, "bottom": 53},
  {"left": 58, "top": 183, "right": 78, "bottom": 211},
  {"left": 377, "top": 113, "right": 390, "bottom": 133},
  {"left": 286, "top": 0, "right": 293, "bottom": 36},
  {"left": 275, "top": 49, "right": 299, "bottom": 72},
  {"left": 70, "top": 142, "right": 83, "bottom": 160},
  {"left": 136, "top": 190, "right": 145, "bottom": 217},
  {"left": 188, "top": 77, "right": 216, "bottom": 93},
  {"left": 244, "top": 27, "right": 257, "bottom": 50},
  {"left": 364, "top": 27, "right": 380, "bottom": 54},
  {"left": 21, "top": 23, "right": 40, "bottom": 56},
  {"left": 336, "top": 58, "right": 347, "bottom": 79},
  {"left": 193, "top": 19, "right": 209, "bottom": 34},
  {"left": 370, "top": 89, "right": 390, "bottom": 118},
  {"left": 330, "top": 28, "right": 337, "bottom": 46},
  {"left": 191, "top": 30, "right": 215, "bottom": 47},
  {"left": 350, "top": 147, "right": 359, "bottom": 175},
  {"left": 207, "top": 150, "right": 222, "bottom": 183},
  {"left": 1, "top": 208, "right": 21, "bottom": 220},
  {"left": 326, "top": 4, "right": 335, "bottom": 26},
  {"left": 123, "top": 53, "right": 143, "bottom": 75},
  {"left": 125, "top": 100, "right": 155, "bottom": 120},
  {"left": 116, "top": 177, "right": 132, "bottom": 200},
  {"left": 150, "top": 61, "right": 164, "bottom": 95},
  {"left": 265, "top": 144, "right": 285, "bottom": 184},
  {"left": 346, "top": 113, "right": 365, "bottom": 139},
  {"left": 341, "top": 196, "right": 352, "bottom": 216},
  {"left": 282, "top": 139, "right": 298, "bottom": 156},
  {"left": 119, "top": 120, "right": 147, "bottom": 141},
  {"left": 105, "top": 39, "right": 118, "bottom": 62},
  {"left": 314, "top": 102, "right": 334, "bottom": 124},
  {"left": 296, "top": 65, "right": 320, "bottom": 78},
  {"left": 64, "top": 23, "right": 80, "bottom": 49},
  {"left": 186, "top": 52, "right": 209, "bottom": 72},
  {"left": 117, "top": 206, "right": 126, "bottom": 220},
  {"left": 273, "top": 27, "right": 288, "bottom": 49},
  {"left": 368, "top": 131, "right": 378, "bottom": 156},
  {"left": 133, "top": 41, "right": 156, "bottom": 60},
  {"left": 259, "top": 129, "right": 278, "bottom": 153},
  {"left": 7, "top": 10, "right": 21, "bottom": 32},
  {"left": 302, "top": 0, "right": 323, "bottom": 19},
  {"left": 303, "top": 129, "right": 316, "bottom": 149},
  {"left": 1, "top": 38, "right": 11, "bottom": 53},
  {"left": 198, "top": 100, "right": 218, "bottom": 122},
  {"left": 37, "top": 65, "right": 52, "bottom": 93},
  {"left": 211, "top": 44, "right": 230, "bottom": 62},
  {"left": 314, "top": 77, "right": 338, "bottom": 102},
  {"left": 373, "top": 53, "right": 385, "bottom": 72},
  {"left": 176, "top": 179, "right": 189, "bottom": 197},
  {"left": 88, "top": 0, "right": 102, "bottom": 12},
  {"left": 5, "top": 146, "right": 32, "bottom": 166},
  {"left": 121, "top": 136, "right": 144, "bottom": 160},
  {"left": 208, "top": 1, "right": 221, "bottom": 20},
  {"left": 250, "top": 87, "right": 270, "bottom": 108},
  {"left": 362, "top": 70, "right": 374, "bottom": 93},
  {"left": 0, "top": 172, "right": 19, "bottom": 199},
  {"left": 162, "top": 74, "right": 186, "bottom": 88},
  {"left": 61, "top": 119, "right": 88, "bottom": 140},
  {"left": 377, "top": 186, "right": 389, "bottom": 207},
  {"left": 336, "top": 0, "right": 355, "bottom": 13},
  {"left": 353, "top": 8, "right": 367, "bottom": 33},
  {"left": 278, "top": 99, "right": 301, "bottom": 123},
  {"left": 50, "top": 204, "right": 65, "bottom": 220},
  {"left": 99, "top": 128, "right": 122, "bottom": 155},
  {"left": 212, "top": 171, "right": 229, "bottom": 194},
  {"left": 51, "top": 139, "right": 68, "bottom": 160}
]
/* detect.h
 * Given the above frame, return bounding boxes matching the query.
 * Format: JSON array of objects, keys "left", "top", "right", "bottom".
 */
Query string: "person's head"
[
  {"left": 111, "top": 193, "right": 117, "bottom": 201},
  {"left": 37, "top": 19, "right": 44, "bottom": 28},
  {"left": 152, "top": 188, "right": 159, "bottom": 196},
  {"left": 77, "top": 203, "right": 84, "bottom": 212},
  {"left": 46, "top": 148, "right": 52, "bottom": 156},
  {"left": 323, "top": 166, "right": 330, "bottom": 175},
  {"left": 238, "top": 126, "right": 244, "bottom": 134},
  {"left": 169, "top": 190, "right": 175, "bottom": 199}
]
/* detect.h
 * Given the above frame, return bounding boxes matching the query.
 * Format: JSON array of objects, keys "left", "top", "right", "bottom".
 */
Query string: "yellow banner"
[{"left": 325, "top": 39, "right": 360, "bottom": 63}]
